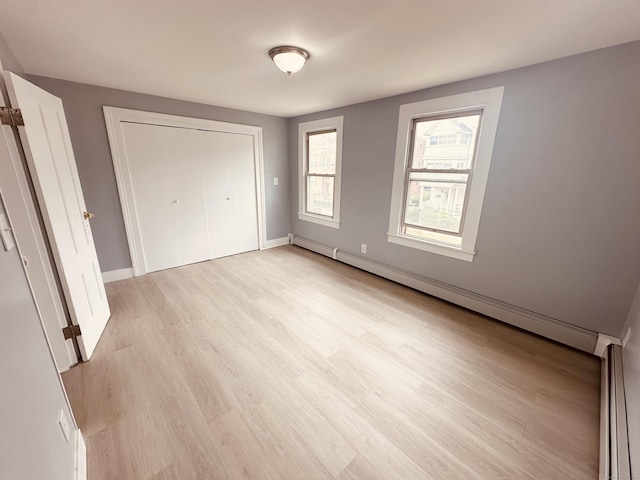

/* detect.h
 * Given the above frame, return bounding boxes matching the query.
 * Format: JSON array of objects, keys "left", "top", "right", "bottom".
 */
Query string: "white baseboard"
[
  {"left": 102, "top": 267, "right": 134, "bottom": 283},
  {"left": 75, "top": 429, "right": 86, "bottom": 480},
  {"left": 262, "top": 236, "right": 290, "bottom": 249},
  {"left": 291, "top": 235, "right": 599, "bottom": 354}
]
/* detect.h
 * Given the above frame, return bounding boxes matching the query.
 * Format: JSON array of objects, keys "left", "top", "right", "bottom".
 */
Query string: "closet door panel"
[
  {"left": 226, "top": 133, "right": 259, "bottom": 254},
  {"left": 122, "top": 123, "right": 211, "bottom": 272},
  {"left": 201, "top": 131, "right": 258, "bottom": 259},
  {"left": 201, "top": 130, "right": 235, "bottom": 258}
]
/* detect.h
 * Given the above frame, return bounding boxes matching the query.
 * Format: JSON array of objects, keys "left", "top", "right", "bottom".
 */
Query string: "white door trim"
[
  {"left": 103, "top": 107, "right": 267, "bottom": 276},
  {"left": 74, "top": 429, "right": 87, "bottom": 480}
]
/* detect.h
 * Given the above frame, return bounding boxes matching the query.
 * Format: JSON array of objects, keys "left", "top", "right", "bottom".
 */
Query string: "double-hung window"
[
  {"left": 298, "top": 116, "right": 343, "bottom": 228},
  {"left": 388, "top": 87, "right": 504, "bottom": 261}
]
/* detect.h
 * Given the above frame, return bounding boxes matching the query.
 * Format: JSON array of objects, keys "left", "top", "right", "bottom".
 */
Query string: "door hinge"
[
  {"left": 0, "top": 107, "right": 24, "bottom": 127},
  {"left": 62, "top": 324, "right": 82, "bottom": 340}
]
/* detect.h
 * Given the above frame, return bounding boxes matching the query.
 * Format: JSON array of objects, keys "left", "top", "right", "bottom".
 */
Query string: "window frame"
[
  {"left": 298, "top": 116, "right": 344, "bottom": 228},
  {"left": 387, "top": 87, "right": 504, "bottom": 261},
  {"left": 400, "top": 109, "right": 482, "bottom": 238}
]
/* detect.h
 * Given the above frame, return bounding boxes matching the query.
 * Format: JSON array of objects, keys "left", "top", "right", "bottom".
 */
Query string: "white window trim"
[
  {"left": 387, "top": 87, "right": 504, "bottom": 261},
  {"left": 298, "top": 116, "right": 344, "bottom": 229}
]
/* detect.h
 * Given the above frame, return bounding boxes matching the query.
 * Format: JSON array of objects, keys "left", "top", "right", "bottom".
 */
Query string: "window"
[
  {"left": 388, "top": 87, "right": 504, "bottom": 261},
  {"left": 298, "top": 116, "right": 343, "bottom": 228}
]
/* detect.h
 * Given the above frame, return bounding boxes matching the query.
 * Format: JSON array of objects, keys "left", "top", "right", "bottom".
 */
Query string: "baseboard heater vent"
[
  {"left": 290, "top": 235, "right": 335, "bottom": 258},
  {"left": 289, "top": 235, "right": 630, "bottom": 477},
  {"left": 289, "top": 235, "right": 598, "bottom": 353},
  {"left": 600, "top": 344, "right": 631, "bottom": 480}
]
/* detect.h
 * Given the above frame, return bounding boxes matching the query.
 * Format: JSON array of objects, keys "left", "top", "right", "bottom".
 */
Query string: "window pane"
[
  {"left": 307, "top": 175, "right": 334, "bottom": 216},
  {"left": 404, "top": 173, "right": 469, "bottom": 234},
  {"left": 411, "top": 113, "right": 481, "bottom": 169},
  {"left": 308, "top": 131, "right": 337, "bottom": 174}
]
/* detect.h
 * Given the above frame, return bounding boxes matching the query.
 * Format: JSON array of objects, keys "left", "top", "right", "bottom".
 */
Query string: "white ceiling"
[{"left": 1, "top": 0, "right": 639, "bottom": 117}]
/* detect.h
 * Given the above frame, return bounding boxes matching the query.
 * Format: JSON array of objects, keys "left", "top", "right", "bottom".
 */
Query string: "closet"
[{"left": 105, "top": 108, "right": 263, "bottom": 275}]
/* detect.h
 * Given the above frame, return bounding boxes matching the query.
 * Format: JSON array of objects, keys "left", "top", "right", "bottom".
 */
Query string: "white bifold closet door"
[{"left": 121, "top": 122, "right": 259, "bottom": 273}]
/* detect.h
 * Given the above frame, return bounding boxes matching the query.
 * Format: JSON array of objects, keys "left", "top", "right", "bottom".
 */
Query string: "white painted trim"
[
  {"left": 600, "top": 345, "right": 632, "bottom": 479},
  {"left": 74, "top": 429, "right": 87, "bottom": 480},
  {"left": 599, "top": 351, "right": 610, "bottom": 480},
  {"left": 297, "top": 212, "right": 340, "bottom": 229},
  {"left": 262, "top": 236, "right": 290, "bottom": 249},
  {"left": 297, "top": 116, "right": 343, "bottom": 228},
  {"left": 290, "top": 235, "right": 598, "bottom": 353},
  {"left": 255, "top": 129, "right": 267, "bottom": 254},
  {"left": 594, "top": 333, "right": 622, "bottom": 358},
  {"left": 103, "top": 106, "right": 267, "bottom": 276},
  {"left": 388, "top": 87, "right": 504, "bottom": 261},
  {"left": 387, "top": 233, "right": 475, "bottom": 262},
  {"left": 102, "top": 267, "right": 134, "bottom": 283}
]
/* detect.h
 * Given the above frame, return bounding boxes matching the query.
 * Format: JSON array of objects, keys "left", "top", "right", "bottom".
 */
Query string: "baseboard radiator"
[
  {"left": 600, "top": 344, "right": 631, "bottom": 480},
  {"left": 289, "top": 235, "right": 631, "bottom": 477},
  {"left": 289, "top": 235, "right": 598, "bottom": 353}
]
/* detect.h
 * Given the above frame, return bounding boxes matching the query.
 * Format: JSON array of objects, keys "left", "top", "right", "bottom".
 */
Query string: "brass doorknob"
[{"left": 83, "top": 212, "right": 95, "bottom": 220}]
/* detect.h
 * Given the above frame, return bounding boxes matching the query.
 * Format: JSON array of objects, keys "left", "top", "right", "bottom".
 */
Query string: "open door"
[{"left": 4, "top": 72, "right": 110, "bottom": 360}]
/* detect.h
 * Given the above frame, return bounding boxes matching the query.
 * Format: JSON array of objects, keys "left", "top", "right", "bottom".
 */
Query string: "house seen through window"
[
  {"left": 306, "top": 130, "right": 337, "bottom": 217},
  {"left": 387, "top": 87, "right": 504, "bottom": 261},
  {"left": 298, "top": 116, "right": 344, "bottom": 228},
  {"left": 403, "top": 112, "right": 481, "bottom": 239}
]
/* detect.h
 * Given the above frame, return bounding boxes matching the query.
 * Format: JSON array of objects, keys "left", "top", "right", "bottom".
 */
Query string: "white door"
[
  {"left": 121, "top": 123, "right": 212, "bottom": 272},
  {"left": 0, "top": 71, "right": 76, "bottom": 371},
  {"left": 4, "top": 72, "right": 110, "bottom": 360},
  {"left": 120, "top": 122, "right": 259, "bottom": 272},
  {"left": 203, "top": 131, "right": 259, "bottom": 259}
]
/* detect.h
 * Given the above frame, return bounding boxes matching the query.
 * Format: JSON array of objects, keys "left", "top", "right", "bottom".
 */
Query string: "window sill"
[
  {"left": 386, "top": 233, "right": 475, "bottom": 262},
  {"left": 298, "top": 212, "right": 340, "bottom": 229}
]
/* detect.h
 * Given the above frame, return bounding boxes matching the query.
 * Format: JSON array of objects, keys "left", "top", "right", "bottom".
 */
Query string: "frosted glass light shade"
[{"left": 269, "top": 46, "right": 310, "bottom": 75}]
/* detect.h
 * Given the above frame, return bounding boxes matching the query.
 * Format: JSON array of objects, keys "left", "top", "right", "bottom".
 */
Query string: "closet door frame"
[{"left": 103, "top": 106, "right": 266, "bottom": 276}]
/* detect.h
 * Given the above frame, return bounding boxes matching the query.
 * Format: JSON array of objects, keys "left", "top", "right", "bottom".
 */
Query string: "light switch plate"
[
  {"left": 0, "top": 213, "right": 16, "bottom": 252},
  {"left": 58, "top": 409, "right": 71, "bottom": 443}
]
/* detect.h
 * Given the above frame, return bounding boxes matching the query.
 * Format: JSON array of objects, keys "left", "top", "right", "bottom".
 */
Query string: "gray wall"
[
  {"left": 623, "top": 286, "right": 640, "bottom": 475},
  {"left": 0, "top": 28, "right": 23, "bottom": 108},
  {"left": 0, "top": 30, "right": 23, "bottom": 74},
  {"left": 0, "top": 193, "right": 76, "bottom": 480},
  {"left": 289, "top": 40, "right": 640, "bottom": 336},
  {"left": 26, "top": 76, "right": 290, "bottom": 272}
]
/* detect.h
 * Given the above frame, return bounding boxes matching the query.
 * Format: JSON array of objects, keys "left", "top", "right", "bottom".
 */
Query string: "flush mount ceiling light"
[{"left": 268, "top": 46, "right": 310, "bottom": 75}]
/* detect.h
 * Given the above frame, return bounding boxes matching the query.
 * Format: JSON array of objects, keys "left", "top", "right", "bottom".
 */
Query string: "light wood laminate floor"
[{"left": 62, "top": 246, "right": 600, "bottom": 479}]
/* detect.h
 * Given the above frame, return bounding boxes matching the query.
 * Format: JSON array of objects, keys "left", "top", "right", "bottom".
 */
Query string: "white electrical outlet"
[
  {"left": 58, "top": 409, "right": 71, "bottom": 443},
  {"left": 360, "top": 243, "right": 367, "bottom": 254},
  {"left": 273, "top": 177, "right": 279, "bottom": 186}
]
